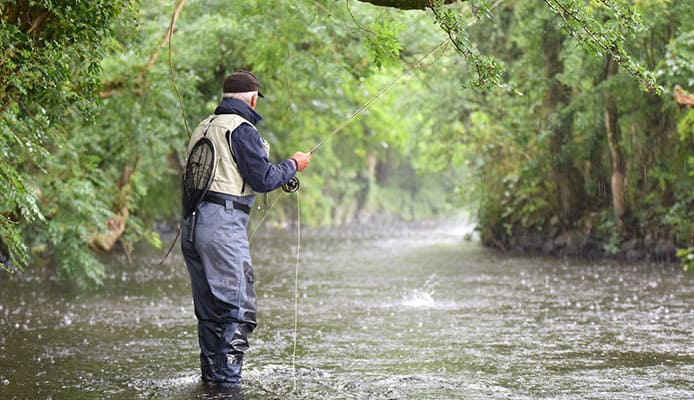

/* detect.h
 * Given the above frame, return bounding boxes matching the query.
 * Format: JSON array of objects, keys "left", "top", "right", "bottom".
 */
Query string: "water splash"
[{"left": 402, "top": 275, "right": 438, "bottom": 308}]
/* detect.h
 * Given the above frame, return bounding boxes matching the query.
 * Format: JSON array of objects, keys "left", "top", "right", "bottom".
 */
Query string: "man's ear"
[{"left": 250, "top": 93, "right": 258, "bottom": 109}]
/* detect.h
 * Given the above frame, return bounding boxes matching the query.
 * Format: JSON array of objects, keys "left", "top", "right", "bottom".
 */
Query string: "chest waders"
[{"left": 181, "top": 113, "right": 263, "bottom": 388}]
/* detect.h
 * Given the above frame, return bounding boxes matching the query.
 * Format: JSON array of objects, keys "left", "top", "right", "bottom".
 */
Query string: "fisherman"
[{"left": 181, "top": 70, "right": 311, "bottom": 390}]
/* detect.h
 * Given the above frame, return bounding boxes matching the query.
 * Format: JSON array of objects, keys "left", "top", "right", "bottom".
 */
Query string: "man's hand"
[{"left": 291, "top": 152, "right": 312, "bottom": 171}]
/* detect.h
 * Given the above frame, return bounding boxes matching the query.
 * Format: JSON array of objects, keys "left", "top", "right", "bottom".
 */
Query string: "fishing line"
[
  {"left": 289, "top": 37, "right": 452, "bottom": 194},
  {"left": 308, "top": 0, "right": 503, "bottom": 155},
  {"left": 308, "top": 37, "right": 450, "bottom": 154},
  {"left": 157, "top": 0, "right": 188, "bottom": 266},
  {"left": 291, "top": 191, "right": 301, "bottom": 393},
  {"left": 248, "top": 191, "right": 285, "bottom": 245},
  {"left": 167, "top": 0, "right": 190, "bottom": 138}
]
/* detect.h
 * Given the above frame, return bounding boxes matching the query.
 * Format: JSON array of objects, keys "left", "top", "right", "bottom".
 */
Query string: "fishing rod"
[{"left": 280, "top": 37, "right": 451, "bottom": 194}]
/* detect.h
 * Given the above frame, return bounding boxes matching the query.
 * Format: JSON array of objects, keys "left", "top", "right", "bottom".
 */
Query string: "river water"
[{"left": 0, "top": 219, "right": 692, "bottom": 399}]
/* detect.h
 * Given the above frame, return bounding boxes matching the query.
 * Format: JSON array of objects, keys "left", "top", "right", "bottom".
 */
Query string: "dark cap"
[{"left": 223, "top": 70, "right": 264, "bottom": 97}]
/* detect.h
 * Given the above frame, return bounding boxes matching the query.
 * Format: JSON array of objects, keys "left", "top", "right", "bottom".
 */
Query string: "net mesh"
[{"left": 183, "top": 137, "right": 216, "bottom": 216}]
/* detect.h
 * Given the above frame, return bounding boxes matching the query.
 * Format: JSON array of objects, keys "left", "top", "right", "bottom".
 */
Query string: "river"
[{"left": 0, "top": 218, "right": 692, "bottom": 399}]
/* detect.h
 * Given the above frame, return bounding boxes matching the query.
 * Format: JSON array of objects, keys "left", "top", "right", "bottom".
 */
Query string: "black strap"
[{"left": 202, "top": 194, "right": 251, "bottom": 214}]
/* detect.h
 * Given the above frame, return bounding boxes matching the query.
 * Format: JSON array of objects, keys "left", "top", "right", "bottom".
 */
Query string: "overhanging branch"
[{"left": 356, "top": 0, "right": 462, "bottom": 10}]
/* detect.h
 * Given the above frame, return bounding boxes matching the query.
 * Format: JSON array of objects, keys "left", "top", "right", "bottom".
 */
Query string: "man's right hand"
[{"left": 291, "top": 152, "right": 312, "bottom": 171}]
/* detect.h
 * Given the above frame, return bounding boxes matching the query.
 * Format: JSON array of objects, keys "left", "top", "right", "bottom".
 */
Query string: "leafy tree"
[
  {"left": 359, "top": 0, "right": 660, "bottom": 92},
  {"left": 404, "top": 1, "right": 692, "bottom": 266},
  {"left": 1, "top": 1, "right": 130, "bottom": 283}
]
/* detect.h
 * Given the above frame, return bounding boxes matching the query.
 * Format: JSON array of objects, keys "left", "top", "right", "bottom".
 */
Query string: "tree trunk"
[
  {"left": 542, "top": 21, "right": 585, "bottom": 223},
  {"left": 642, "top": 92, "right": 676, "bottom": 205},
  {"left": 604, "top": 56, "right": 629, "bottom": 236},
  {"left": 89, "top": 157, "right": 140, "bottom": 252}
]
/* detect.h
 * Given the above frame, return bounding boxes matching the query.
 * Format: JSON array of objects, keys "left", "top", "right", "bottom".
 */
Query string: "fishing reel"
[{"left": 282, "top": 176, "right": 301, "bottom": 193}]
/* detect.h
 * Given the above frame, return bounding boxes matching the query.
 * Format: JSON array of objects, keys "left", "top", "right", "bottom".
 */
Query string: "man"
[{"left": 181, "top": 70, "right": 311, "bottom": 389}]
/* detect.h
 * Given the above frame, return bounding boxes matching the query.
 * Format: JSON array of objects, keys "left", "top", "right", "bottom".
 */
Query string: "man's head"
[{"left": 223, "top": 71, "right": 263, "bottom": 109}]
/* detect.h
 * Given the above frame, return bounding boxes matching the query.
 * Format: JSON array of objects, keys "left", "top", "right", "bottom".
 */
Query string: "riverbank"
[
  {"left": 350, "top": 213, "right": 683, "bottom": 265},
  {"left": 485, "top": 228, "right": 680, "bottom": 264}
]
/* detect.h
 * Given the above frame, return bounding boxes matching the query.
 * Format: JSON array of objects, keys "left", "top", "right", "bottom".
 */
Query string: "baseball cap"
[{"left": 223, "top": 70, "right": 264, "bottom": 97}]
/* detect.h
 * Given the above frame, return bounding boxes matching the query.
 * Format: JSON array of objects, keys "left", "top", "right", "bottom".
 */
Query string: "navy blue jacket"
[{"left": 214, "top": 98, "right": 296, "bottom": 193}]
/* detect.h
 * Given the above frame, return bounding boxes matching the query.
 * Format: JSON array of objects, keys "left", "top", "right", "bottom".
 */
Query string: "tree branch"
[
  {"left": 139, "top": 0, "right": 187, "bottom": 80},
  {"left": 356, "top": 0, "right": 462, "bottom": 10},
  {"left": 26, "top": 11, "right": 50, "bottom": 35}
]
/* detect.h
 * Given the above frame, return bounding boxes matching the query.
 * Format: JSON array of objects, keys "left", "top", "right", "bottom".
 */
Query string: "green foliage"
[
  {"left": 679, "top": 109, "right": 694, "bottom": 188},
  {"left": 2, "top": 0, "right": 691, "bottom": 286},
  {"left": 1, "top": 0, "right": 129, "bottom": 280},
  {"left": 365, "top": 19, "right": 404, "bottom": 68},
  {"left": 542, "top": 0, "right": 660, "bottom": 93},
  {"left": 677, "top": 247, "right": 694, "bottom": 271},
  {"left": 37, "top": 175, "right": 113, "bottom": 285},
  {"left": 430, "top": 0, "right": 505, "bottom": 88},
  {"left": 424, "top": 1, "right": 692, "bottom": 261},
  {"left": 424, "top": 0, "right": 661, "bottom": 93},
  {"left": 671, "top": 107, "right": 694, "bottom": 270},
  {"left": 664, "top": 30, "right": 694, "bottom": 87}
]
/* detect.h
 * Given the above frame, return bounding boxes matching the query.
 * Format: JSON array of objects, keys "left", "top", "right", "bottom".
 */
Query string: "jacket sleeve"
[{"left": 229, "top": 124, "right": 297, "bottom": 193}]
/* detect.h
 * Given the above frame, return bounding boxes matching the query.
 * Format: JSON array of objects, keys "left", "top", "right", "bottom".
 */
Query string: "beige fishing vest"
[{"left": 187, "top": 113, "right": 270, "bottom": 196}]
